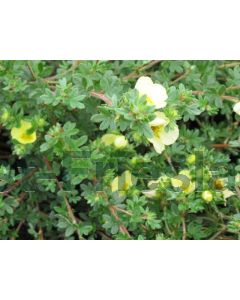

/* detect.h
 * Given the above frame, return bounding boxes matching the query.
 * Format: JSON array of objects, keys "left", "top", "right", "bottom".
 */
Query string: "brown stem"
[
  {"left": 43, "top": 60, "right": 81, "bottom": 82},
  {"left": 211, "top": 143, "right": 229, "bottom": 149},
  {"left": 109, "top": 205, "right": 131, "bottom": 238},
  {"left": 219, "top": 62, "right": 240, "bottom": 69},
  {"left": 90, "top": 91, "right": 113, "bottom": 106},
  {"left": 192, "top": 90, "right": 239, "bottom": 102},
  {"left": 27, "top": 62, "right": 37, "bottom": 80},
  {"left": 210, "top": 226, "right": 227, "bottom": 240},
  {"left": 226, "top": 85, "right": 240, "bottom": 91},
  {"left": 123, "top": 60, "right": 161, "bottom": 80},
  {"left": 182, "top": 216, "right": 187, "bottom": 240},
  {"left": 1, "top": 168, "right": 38, "bottom": 196},
  {"left": 164, "top": 152, "right": 177, "bottom": 174},
  {"left": 171, "top": 68, "right": 192, "bottom": 84}
]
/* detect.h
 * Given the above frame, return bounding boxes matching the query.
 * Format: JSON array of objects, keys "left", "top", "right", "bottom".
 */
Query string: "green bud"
[
  {"left": 37, "top": 118, "right": 46, "bottom": 127},
  {"left": 186, "top": 154, "right": 196, "bottom": 164},
  {"left": 114, "top": 136, "right": 128, "bottom": 149},
  {"left": 133, "top": 133, "right": 142, "bottom": 143},
  {"left": 1, "top": 110, "right": 10, "bottom": 122}
]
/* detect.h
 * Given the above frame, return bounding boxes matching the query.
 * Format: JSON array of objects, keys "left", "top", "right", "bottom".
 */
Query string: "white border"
[
  {"left": 1, "top": 0, "right": 240, "bottom": 299},
  {"left": 0, "top": 241, "right": 240, "bottom": 300},
  {"left": 1, "top": 0, "right": 240, "bottom": 59}
]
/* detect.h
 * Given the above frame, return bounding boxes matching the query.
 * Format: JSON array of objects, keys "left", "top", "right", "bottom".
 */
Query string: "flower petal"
[
  {"left": 111, "top": 176, "right": 119, "bottom": 192},
  {"left": 222, "top": 189, "right": 235, "bottom": 199},
  {"left": 160, "top": 125, "right": 179, "bottom": 145},
  {"left": 148, "top": 137, "right": 165, "bottom": 154},
  {"left": 142, "top": 190, "right": 158, "bottom": 198},
  {"left": 233, "top": 102, "right": 240, "bottom": 115},
  {"left": 135, "top": 76, "right": 153, "bottom": 95},
  {"left": 146, "top": 83, "right": 168, "bottom": 109},
  {"left": 149, "top": 112, "right": 168, "bottom": 127}
]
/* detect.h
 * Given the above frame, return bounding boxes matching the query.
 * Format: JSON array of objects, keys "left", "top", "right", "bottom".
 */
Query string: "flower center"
[
  {"left": 20, "top": 132, "right": 34, "bottom": 142},
  {"left": 146, "top": 96, "right": 155, "bottom": 105},
  {"left": 151, "top": 125, "right": 164, "bottom": 138}
]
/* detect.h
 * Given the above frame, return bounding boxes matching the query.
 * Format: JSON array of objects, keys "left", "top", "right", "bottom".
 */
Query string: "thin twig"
[
  {"left": 226, "top": 85, "right": 240, "bottom": 91},
  {"left": 38, "top": 227, "right": 44, "bottom": 240},
  {"left": 182, "top": 215, "right": 187, "bottom": 240},
  {"left": 235, "top": 186, "right": 240, "bottom": 199},
  {"left": 219, "top": 62, "right": 240, "bottom": 69},
  {"left": 210, "top": 226, "right": 226, "bottom": 240},
  {"left": 43, "top": 60, "right": 81, "bottom": 82},
  {"left": 123, "top": 60, "right": 161, "bottom": 80},
  {"left": 211, "top": 144, "right": 229, "bottom": 149},
  {"left": 109, "top": 205, "right": 131, "bottom": 238},
  {"left": 90, "top": 91, "right": 113, "bottom": 106},
  {"left": 0, "top": 168, "right": 38, "bottom": 196},
  {"left": 192, "top": 90, "right": 239, "bottom": 103},
  {"left": 221, "top": 95, "right": 239, "bottom": 103},
  {"left": 171, "top": 68, "right": 192, "bottom": 84},
  {"left": 164, "top": 152, "right": 177, "bottom": 174},
  {"left": 27, "top": 62, "right": 37, "bottom": 80},
  {"left": 10, "top": 220, "right": 25, "bottom": 240}
]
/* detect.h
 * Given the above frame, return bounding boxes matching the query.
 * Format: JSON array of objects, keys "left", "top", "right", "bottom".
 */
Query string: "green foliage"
[{"left": 1, "top": 60, "right": 240, "bottom": 240}]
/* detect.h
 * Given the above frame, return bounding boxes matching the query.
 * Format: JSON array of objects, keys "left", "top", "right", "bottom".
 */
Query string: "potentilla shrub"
[{"left": 0, "top": 60, "right": 240, "bottom": 240}]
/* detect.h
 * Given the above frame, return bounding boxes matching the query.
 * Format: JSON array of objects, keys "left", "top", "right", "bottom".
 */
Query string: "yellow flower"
[
  {"left": 135, "top": 76, "right": 168, "bottom": 109},
  {"left": 233, "top": 102, "right": 240, "bottom": 115},
  {"left": 11, "top": 120, "right": 37, "bottom": 144},
  {"left": 148, "top": 112, "right": 179, "bottom": 154},
  {"left": 111, "top": 170, "right": 135, "bottom": 194},
  {"left": 101, "top": 134, "right": 128, "bottom": 149}
]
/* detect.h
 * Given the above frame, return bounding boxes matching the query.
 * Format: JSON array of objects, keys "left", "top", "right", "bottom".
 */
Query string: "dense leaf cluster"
[{"left": 0, "top": 60, "right": 240, "bottom": 239}]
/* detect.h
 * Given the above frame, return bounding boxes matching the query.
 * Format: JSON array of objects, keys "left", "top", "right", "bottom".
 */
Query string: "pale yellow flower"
[
  {"left": 135, "top": 76, "right": 168, "bottom": 109},
  {"left": 148, "top": 112, "right": 179, "bottom": 154},
  {"left": 171, "top": 171, "right": 195, "bottom": 194},
  {"left": 233, "top": 102, "right": 240, "bottom": 115},
  {"left": 111, "top": 170, "right": 135, "bottom": 194},
  {"left": 11, "top": 120, "right": 37, "bottom": 144}
]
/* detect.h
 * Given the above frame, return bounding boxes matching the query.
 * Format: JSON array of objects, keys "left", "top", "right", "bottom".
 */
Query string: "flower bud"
[
  {"left": 1, "top": 110, "right": 10, "bottom": 123},
  {"left": 186, "top": 154, "right": 196, "bottom": 164},
  {"left": 37, "top": 118, "right": 46, "bottom": 127},
  {"left": 202, "top": 190, "right": 213, "bottom": 203},
  {"left": 214, "top": 178, "right": 225, "bottom": 190},
  {"left": 114, "top": 136, "right": 128, "bottom": 149},
  {"left": 132, "top": 133, "right": 142, "bottom": 143}
]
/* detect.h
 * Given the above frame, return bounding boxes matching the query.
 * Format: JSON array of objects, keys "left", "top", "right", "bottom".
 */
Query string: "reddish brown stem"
[
  {"left": 90, "top": 91, "right": 113, "bottom": 106},
  {"left": 109, "top": 205, "right": 131, "bottom": 238}
]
